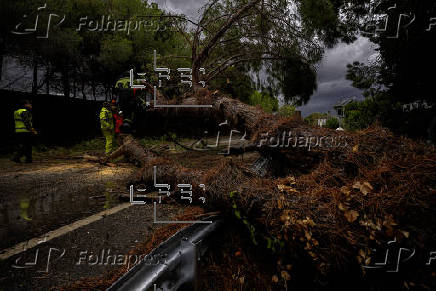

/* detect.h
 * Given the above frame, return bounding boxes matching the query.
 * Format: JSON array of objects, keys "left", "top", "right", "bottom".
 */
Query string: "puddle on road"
[{"left": 0, "top": 163, "right": 132, "bottom": 250}]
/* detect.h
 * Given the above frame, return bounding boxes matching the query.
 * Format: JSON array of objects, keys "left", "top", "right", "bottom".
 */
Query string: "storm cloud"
[{"left": 299, "top": 37, "right": 377, "bottom": 117}]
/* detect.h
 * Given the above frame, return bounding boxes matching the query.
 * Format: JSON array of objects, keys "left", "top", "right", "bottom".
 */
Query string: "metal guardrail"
[{"left": 107, "top": 217, "right": 222, "bottom": 291}]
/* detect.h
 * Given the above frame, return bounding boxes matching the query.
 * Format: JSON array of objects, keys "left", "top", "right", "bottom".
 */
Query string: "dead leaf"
[
  {"left": 353, "top": 182, "right": 361, "bottom": 190},
  {"left": 340, "top": 186, "right": 351, "bottom": 196},
  {"left": 344, "top": 210, "right": 359, "bottom": 223},
  {"left": 281, "top": 270, "right": 291, "bottom": 281},
  {"left": 277, "top": 197, "right": 283, "bottom": 209},
  {"left": 285, "top": 176, "right": 297, "bottom": 185},
  {"left": 338, "top": 203, "right": 346, "bottom": 211},
  {"left": 365, "top": 257, "right": 371, "bottom": 266},
  {"left": 353, "top": 181, "right": 373, "bottom": 195},
  {"left": 359, "top": 249, "right": 365, "bottom": 257},
  {"left": 302, "top": 217, "right": 315, "bottom": 227},
  {"left": 400, "top": 230, "right": 410, "bottom": 238},
  {"left": 305, "top": 230, "right": 312, "bottom": 241},
  {"left": 352, "top": 144, "right": 359, "bottom": 152},
  {"left": 272, "top": 275, "right": 279, "bottom": 283},
  {"left": 277, "top": 184, "right": 298, "bottom": 193},
  {"left": 286, "top": 264, "right": 292, "bottom": 270}
]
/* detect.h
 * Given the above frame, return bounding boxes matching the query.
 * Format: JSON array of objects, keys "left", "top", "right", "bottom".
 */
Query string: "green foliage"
[
  {"left": 346, "top": 61, "right": 379, "bottom": 92},
  {"left": 341, "top": 94, "right": 401, "bottom": 131},
  {"left": 209, "top": 66, "right": 254, "bottom": 103},
  {"left": 342, "top": 95, "right": 401, "bottom": 132},
  {"left": 343, "top": 100, "right": 375, "bottom": 131},
  {"left": 2, "top": 0, "right": 189, "bottom": 97},
  {"left": 229, "top": 190, "right": 284, "bottom": 252},
  {"left": 229, "top": 191, "right": 257, "bottom": 245},
  {"left": 325, "top": 117, "right": 339, "bottom": 129},
  {"left": 343, "top": 1, "right": 436, "bottom": 141},
  {"left": 248, "top": 91, "right": 278, "bottom": 113},
  {"left": 278, "top": 104, "right": 296, "bottom": 118},
  {"left": 273, "top": 50, "right": 319, "bottom": 106},
  {"left": 98, "top": 35, "right": 133, "bottom": 72},
  {"left": 190, "top": 0, "right": 363, "bottom": 105}
]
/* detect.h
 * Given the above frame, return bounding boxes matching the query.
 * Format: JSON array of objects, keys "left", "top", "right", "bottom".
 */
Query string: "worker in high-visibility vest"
[
  {"left": 12, "top": 99, "right": 37, "bottom": 163},
  {"left": 100, "top": 102, "right": 116, "bottom": 155}
]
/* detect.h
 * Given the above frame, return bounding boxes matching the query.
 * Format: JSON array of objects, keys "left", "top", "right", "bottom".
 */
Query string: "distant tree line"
[
  {"left": 0, "top": 0, "right": 190, "bottom": 100},
  {"left": 1, "top": 0, "right": 376, "bottom": 105}
]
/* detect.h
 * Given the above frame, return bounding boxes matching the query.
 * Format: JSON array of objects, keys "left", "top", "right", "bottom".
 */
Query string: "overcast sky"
[{"left": 152, "top": 0, "right": 377, "bottom": 117}]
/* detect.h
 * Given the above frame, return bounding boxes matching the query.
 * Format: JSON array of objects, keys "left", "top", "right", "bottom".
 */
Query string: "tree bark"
[
  {"left": 62, "top": 67, "right": 70, "bottom": 98},
  {"left": 45, "top": 63, "right": 50, "bottom": 95},
  {"left": 92, "top": 79, "right": 96, "bottom": 100},
  {"left": 0, "top": 40, "right": 4, "bottom": 81},
  {"left": 73, "top": 78, "right": 77, "bottom": 98},
  {"left": 112, "top": 89, "right": 351, "bottom": 176},
  {"left": 32, "top": 55, "right": 38, "bottom": 94},
  {"left": 81, "top": 78, "right": 86, "bottom": 100},
  {"left": 102, "top": 87, "right": 435, "bottom": 279}
]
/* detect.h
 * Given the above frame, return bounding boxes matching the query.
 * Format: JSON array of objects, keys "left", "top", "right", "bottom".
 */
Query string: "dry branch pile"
[{"left": 109, "top": 89, "right": 436, "bottom": 288}]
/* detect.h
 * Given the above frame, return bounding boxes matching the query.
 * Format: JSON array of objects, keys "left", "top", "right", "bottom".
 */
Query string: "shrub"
[
  {"left": 248, "top": 91, "right": 278, "bottom": 113},
  {"left": 326, "top": 117, "right": 339, "bottom": 129},
  {"left": 278, "top": 104, "right": 296, "bottom": 118}
]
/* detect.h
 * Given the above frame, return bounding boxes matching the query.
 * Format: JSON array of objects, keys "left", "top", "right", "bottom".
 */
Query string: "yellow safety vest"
[
  {"left": 14, "top": 109, "right": 31, "bottom": 133},
  {"left": 115, "top": 78, "right": 130, "bottom": 89},
  {"left": 100, "top": 107, "right": 114, "bottom": 131}
]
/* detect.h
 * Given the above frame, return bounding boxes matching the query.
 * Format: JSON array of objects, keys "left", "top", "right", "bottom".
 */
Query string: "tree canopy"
[
  {"left": 344, "top": 0, "right": 436, "bottom": 140},
  {"left": 1, "top": 0, "right": 386, "bottom": 105}
]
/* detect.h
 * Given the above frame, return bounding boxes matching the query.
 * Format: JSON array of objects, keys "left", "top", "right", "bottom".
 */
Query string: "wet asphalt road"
[
  {"left": 0, "top": 159, "right": 135, "bottom": 250},
  {"left": 0, "top": 158, "right": 198, "bottom": 290},
  {"left": 0, "top": 203, "right": 189, "bottom": 290}
]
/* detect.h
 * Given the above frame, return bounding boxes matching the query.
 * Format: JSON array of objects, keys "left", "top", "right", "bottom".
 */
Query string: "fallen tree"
[{"left": 105, "top": 89, "right": 436, "bottom": 289}]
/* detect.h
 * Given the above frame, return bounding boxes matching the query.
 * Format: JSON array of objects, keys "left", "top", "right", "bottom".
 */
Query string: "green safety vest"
[
  {"left": 14, "top": 109, "right": 31, "bottom": 133},
  {"left": 100, "top": 107, "right": 114, "bottom": 130}
]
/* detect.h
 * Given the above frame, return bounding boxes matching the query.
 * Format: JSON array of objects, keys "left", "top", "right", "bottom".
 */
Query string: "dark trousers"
[{"left": 13, "top": 133, "right": 33, "bottom": 162}]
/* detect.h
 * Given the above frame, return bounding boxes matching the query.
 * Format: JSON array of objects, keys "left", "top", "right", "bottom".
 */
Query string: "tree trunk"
[
  {"left": 0, "top": 53, "right": 3, "bottom": 81},
  {"left": 32, "top": 55, "right": 38, "bottom": 94},
  {"left": 45, "top": 63, "right": 50, "bottom": 95},
  {"left": 112, "top": 89, "right": 349, "bottom": 174},
  {"left": 0, "top": 40, "right": 4, "bottom": 81},
  {"left": 62, "top": 67, "right": 70, "bottom": 98},
  {"left": 92, "top": 79, "right": 96, "bottom": 100},
  {"left": 81, "top": 78, "right": 86, "bottom": 100},
  {"left": 103, "top": 87, "right": 435, "bottom": 280}
]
